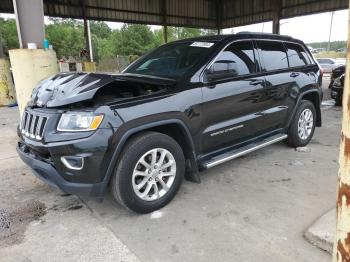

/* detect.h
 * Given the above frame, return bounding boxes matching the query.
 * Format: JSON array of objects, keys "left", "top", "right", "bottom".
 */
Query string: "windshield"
[{"left": 125, "top": 41, "right": 216, "bottom": 79}]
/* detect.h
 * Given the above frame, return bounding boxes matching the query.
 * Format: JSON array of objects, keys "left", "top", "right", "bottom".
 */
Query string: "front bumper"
[
  {"left": 17, "top": 142, "right": 106, "bottom": 197},
  {"left": 16, "top": 106, "right": 124, "bottom": 198}
]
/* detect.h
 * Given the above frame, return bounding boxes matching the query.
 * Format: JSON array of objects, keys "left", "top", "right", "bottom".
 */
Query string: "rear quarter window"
[
  {"left": 285, "top": 42, "right": 311, "bottom": 67},
  {"left": 257, "top": 41, "right": 288, "bottom": 71}
]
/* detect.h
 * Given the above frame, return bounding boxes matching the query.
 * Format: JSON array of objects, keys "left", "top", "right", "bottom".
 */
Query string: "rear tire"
[
  {"left": 287, "top": 100, "right": 316, "bottom": 147},
  {"left": 110, "top": 131, "right": 185, "bottom": 214}
]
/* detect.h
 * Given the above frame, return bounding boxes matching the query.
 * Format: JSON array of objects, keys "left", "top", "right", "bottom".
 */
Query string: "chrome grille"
[{"left": 20, "top": 111, "right": 47, "bottom": 140}]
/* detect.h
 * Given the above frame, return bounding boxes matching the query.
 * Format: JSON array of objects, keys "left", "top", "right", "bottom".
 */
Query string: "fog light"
[{"left": 61, "top": 156, "right": 84, "bottom": 170}]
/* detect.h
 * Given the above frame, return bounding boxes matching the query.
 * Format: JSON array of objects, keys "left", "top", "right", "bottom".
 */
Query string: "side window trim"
[
  {"left": 252, "top": 40, "right": 263, "bottom": 73},
  {"left": 282, "top": 42, "right": 291, "bottom": 68},
  {"left": 201, "top": 39, "right": 259, "bottom": 82},
  {"left": 256, "top": 40, "right": 290, "bottom": 73},
  {"left": 284, "top": 41, "right": 313, "bottom": 69}
]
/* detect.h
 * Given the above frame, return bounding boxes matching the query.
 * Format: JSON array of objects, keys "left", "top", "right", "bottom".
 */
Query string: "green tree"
[
  {"left": 153, "top": 26, "right": 209, "bottom": 46},
  {"left": 97, "top": 30, "right": 122, "bottom": 58},
  {"left": 89, "top": 21, "right": 112, "bottom": 39},
  {"left": 173, "top": 27, "right": 202, "bottom": 39},
  {"left": 0, "top": 18, "right": 224, "bottom": 62},
  {"left": 45, "top": 18, "right": 85, "bottom": 59},
  {"left": 0, "top": 18, "right": 19, "bottom": 54},
  {"left": 308, "top": 41, "right": 346, "bottom": 51},
  {"left": 201, "top": 29, "right": 217, "bottom": 36},
  {"left": 116, "top": 24, "right": 156, "bottom": 56}
]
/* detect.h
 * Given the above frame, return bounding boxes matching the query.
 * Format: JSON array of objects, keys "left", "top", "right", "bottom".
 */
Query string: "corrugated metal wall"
[
  {"left": 281, "top": 0, "right": 348, "bottom": 19},
  {"left": 43, "top": 0, "right": 218, "bottom": 28},
  {"left": 166, "top": 0, "right": 217, "bottom": 28},
  {"left": 222, "top": 0, "right": 273, "bottom": 28},
  {"left": 0, "top": 0, "right": 348, "bottom": 29}
]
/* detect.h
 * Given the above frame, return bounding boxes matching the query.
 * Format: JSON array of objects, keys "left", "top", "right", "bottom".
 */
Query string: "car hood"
[{"left": 29, "top": 72, "right": 176, "bottom": 108}]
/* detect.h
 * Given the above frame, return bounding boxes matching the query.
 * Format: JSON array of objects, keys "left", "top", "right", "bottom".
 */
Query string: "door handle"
[
  {"left": 249, "top": 79, "right": 264, "bottom": 86},
  {"left": 290, "top": 72, "right": 300, "bottom": 78}
]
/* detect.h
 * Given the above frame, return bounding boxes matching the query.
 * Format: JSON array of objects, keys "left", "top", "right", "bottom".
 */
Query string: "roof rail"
[
  {"left": 235, "top": 31, "right": 294, "bottom": 40},
  {"left": 236, "top": 31, "right": 274, "bottom": 35}
]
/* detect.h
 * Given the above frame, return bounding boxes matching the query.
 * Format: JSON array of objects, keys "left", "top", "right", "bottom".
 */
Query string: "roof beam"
[{"left": 0, "top": 0, "right": 348, "bottom": 30}]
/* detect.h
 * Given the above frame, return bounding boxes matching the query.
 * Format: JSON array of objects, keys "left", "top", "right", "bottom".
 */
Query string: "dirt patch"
[
  {"left": 0, "top": 200, "right": 46, "bottom": 247},
  {"left": 48, "top": 196, "right": 84, "bottom": 212}
]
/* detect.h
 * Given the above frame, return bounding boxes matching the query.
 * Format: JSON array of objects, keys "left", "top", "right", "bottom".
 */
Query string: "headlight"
[{"left": 57, "top": 112, "right": 104, "bottom": 132}]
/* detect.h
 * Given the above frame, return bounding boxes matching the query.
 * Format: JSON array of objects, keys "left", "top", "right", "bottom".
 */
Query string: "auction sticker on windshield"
[{"left": 190, "top": 42, "right": 214, "bottom": 48}]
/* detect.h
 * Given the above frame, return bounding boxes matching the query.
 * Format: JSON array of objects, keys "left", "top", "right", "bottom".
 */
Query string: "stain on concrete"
[
  {"left": 0, "top": 200, "right": 46, "bottom": 246},
  {"left": 67, "top": 205, "right": 83, "bottom": 211},
  {"left": 171, "top": 244, "right": 180, "bottom": 254},
  {"left": 207, "top": 211, "right": 221, "bottom": 218},
  {"left": 228, "top": 209, "right": 240, "bottom": 216},
  {"left": 268, "top": 178, "right": 292, "bottom": 183}
]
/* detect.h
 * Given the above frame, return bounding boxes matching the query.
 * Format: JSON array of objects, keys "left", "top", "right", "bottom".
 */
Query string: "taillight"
[{"left": 320, "top": 68, "right": 324, "bottom": 78}]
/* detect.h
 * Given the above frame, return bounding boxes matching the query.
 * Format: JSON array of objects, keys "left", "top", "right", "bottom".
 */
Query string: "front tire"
[
  {"left": 110, "top": 132, "right": 185, "bottom": 214},
  {"left": 287, "top": 100, "right": 316, "bottom": 147}
]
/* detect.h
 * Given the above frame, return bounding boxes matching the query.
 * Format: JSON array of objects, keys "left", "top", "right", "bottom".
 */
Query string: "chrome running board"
[{"left": 203, "top": 133, "right": 288, "bottom": 169}]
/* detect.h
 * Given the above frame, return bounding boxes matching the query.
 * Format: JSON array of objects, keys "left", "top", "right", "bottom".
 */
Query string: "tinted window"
[
  {"left": 125, "top": 41, "right": 215, "bottom": 79},
  {"left": 258, "top": 41, "right": 288, "bottom": 71},
  {"left": 286, "top": 43, "right": 310, "bottom": 67},
  {"left": 215, "top": 41, "right": 255, "bottom": 76}
]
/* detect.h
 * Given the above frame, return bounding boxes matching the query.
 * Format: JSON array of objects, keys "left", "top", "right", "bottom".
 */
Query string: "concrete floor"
[{"left": 0, "top": 79, "right": 339, "bottom": 262}]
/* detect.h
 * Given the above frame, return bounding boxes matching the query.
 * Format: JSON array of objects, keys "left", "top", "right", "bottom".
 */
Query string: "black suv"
[{"left": 17, "top": 33, "right": 322, "bottom": 213}]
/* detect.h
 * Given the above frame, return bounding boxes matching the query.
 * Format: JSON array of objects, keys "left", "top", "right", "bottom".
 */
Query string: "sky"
[
  {"left": 1, "top": 9, "right": 348, "bottom": 44},
  {"left": 222, "top": 9, "right": 348, "bottom": 43}
]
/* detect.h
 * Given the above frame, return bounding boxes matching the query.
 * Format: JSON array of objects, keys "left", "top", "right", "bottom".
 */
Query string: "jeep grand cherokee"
[{"left": 17, "top": 33, "right": 322, "bottom": 213}]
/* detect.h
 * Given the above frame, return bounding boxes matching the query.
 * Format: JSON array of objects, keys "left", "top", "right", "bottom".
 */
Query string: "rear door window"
[
  {"left": 257, "top": 41, "right": 288, "bottom": 71},
  {"left": 215, "top": 41, "right": 256, "bottom": 76},
  {"left": 285, "top": 43, "right": 311, "bottom": 67}
]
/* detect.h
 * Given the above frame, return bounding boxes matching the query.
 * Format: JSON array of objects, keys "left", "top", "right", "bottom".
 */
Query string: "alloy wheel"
[
  {"left": 132, "top": 148, "right": 176, "bottom": 201},
  {"left": 297, "top": 108, "right": 314, "bottom": 140}
]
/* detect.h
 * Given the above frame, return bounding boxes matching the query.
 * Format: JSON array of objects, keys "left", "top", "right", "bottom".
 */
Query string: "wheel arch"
[
  {"left": 102, "top": 119, "right": 200, "bottom": 193},
  {"left": 288, "top": 90, "right": 322, "bottom": 128},
  {"left": 301, "top": 91, "right": 322, "bottom": 127}
]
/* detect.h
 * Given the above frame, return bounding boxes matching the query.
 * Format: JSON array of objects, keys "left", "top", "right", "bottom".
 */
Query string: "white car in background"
[
  {"left": 307, "top": 46, "right": 314, "bottom": 53},
  {"left": 316, "top": 58, "right": 340, "bottom": 73}
]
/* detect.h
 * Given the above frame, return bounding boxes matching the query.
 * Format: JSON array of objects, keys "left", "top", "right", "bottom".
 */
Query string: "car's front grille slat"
[
  {"left": 35, "top": 116, "right": 43, "bottom": 139},
  {"left": 21, "top": 110, "right": 47, "bottom": 141},
  {"left": 29, "top": 115, "right": 37, "bottom": 138}
]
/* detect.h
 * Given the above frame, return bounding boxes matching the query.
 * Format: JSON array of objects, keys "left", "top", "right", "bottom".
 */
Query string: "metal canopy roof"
[{"left": 0, "top": 0, "right": 348, "bottom": 29}]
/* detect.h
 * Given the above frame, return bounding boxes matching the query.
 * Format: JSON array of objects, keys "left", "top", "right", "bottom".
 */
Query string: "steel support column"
[
  {"left": 81, "top": 0, "right": 92, "bottom": 60},
  {"left": 333, "top": 2, "right": 350, "bottom": 261},
  {"left": 272, "top": 0, "right": 282, "bottom": 34},
  {"left": 161, "top": 0, "right": 168, "bottom": 43},
  {"left": 83, "top": 17, "right": 89, "bottom": 53},
  {"left": 0, "top": 36, "right": 4, "bottom": 58},
  {"left": 12, "top": 0, "right": 45, "bottom": 48},
  {"left": 216, "top": 0, "right": 222, "bottom": 35},
  {"left": 163, "top": 26, "right": 168, "bottom": 43}
]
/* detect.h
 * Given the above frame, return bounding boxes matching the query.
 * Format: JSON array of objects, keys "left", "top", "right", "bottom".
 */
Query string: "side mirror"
[{"left": 205, "top": 60, "right": 238, "bottom": 81}]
